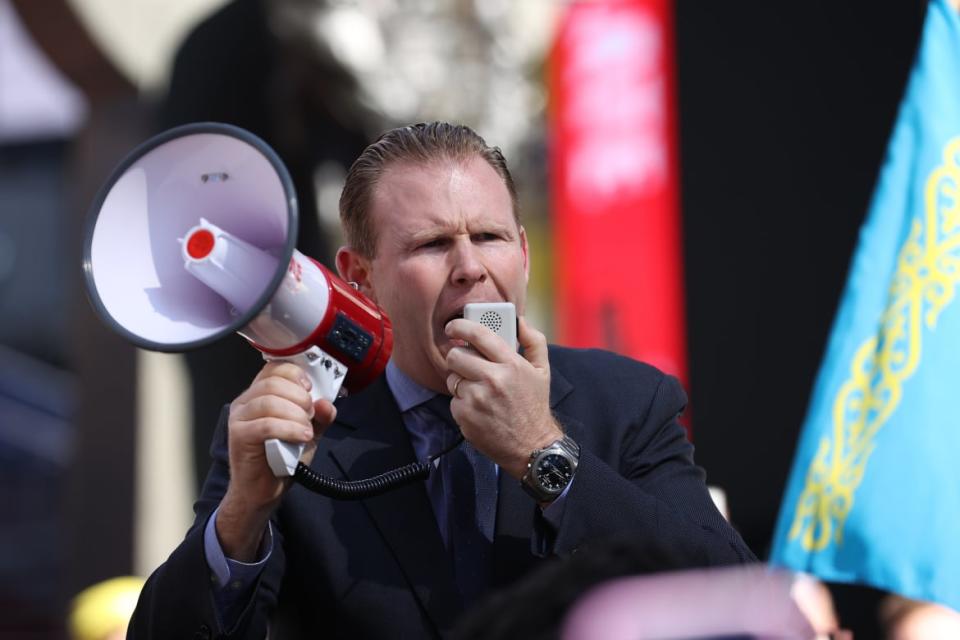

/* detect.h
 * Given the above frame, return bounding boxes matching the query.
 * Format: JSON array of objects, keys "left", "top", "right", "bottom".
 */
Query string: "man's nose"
[{"left": 450, "top": 239, "right": 487, "bottom": 285}]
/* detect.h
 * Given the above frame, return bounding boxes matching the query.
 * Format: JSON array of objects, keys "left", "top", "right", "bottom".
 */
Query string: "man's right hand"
[{"left": 215, "top": 361, "right": 337, "bottom": 561}]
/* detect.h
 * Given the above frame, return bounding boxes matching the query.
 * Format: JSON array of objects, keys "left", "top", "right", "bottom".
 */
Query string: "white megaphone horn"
[{"left": 82, "top": 123, "right": 401, "bottom": 488}]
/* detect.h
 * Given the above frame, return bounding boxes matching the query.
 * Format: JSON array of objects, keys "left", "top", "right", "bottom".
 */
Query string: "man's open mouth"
[{"left": 444, "top": 309, "right": 465, "bottom": 326}]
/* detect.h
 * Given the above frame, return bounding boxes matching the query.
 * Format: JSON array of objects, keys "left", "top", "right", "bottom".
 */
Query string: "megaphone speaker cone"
[{"left": 82, "top": 122, "right": 298, "bottom": 351}]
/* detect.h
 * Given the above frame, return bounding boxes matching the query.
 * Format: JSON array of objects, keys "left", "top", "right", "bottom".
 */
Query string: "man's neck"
[{"left": 385, "top": 360, "right": 445, "bottom": 412}]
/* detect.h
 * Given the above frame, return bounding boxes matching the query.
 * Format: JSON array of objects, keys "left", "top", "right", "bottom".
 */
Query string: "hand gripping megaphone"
[{"left": 82, "top": 123, "right": 431, "bottom": 498}]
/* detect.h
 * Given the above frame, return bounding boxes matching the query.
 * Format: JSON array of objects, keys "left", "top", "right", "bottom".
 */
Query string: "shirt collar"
[{"left": 385, "top": 359, "right": 440, "bottom": 412}]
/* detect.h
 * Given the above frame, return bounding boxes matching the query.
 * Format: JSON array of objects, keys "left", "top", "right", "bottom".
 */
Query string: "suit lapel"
[{"left": 324, "top": 378, "right": 464, "bottom": 633}]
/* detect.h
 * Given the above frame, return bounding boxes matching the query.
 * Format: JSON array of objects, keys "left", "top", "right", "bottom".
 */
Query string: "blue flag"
[{"left": 771, "top": 0, "right": 960, "bottom": 610}]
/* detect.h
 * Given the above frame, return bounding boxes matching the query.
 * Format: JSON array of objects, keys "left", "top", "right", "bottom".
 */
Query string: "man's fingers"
[
  {"left": 239, "top": 416, "right": 316, "bottom": 444},
  {"left": 237, "top": 394, "right": 314, "bottom": 426},
  {"left": 237, "top": 376, "right": 315, "bottom": 417},
  {"left": 447, "top": 372, "right": 465, "bottom": 398},
  {"left": 445, "top": 316, "right": 549, "bottom": 389},
  {"left": 518, "top": 317, "right": 548, "bottom": 369},
  {"left": 445, "top": 318, "right": 515, "bottom": 362},
  {"left": 445, "top": 345, "right": 493, "bottom": 381},
  {"left": 312, "top": 400, "right": 337, "bottom": 437},
  {"left": 229, "top": 362, "right": 336, "bottom": 455},
  {"left": 253, "top": 361, "right": 313, "bottom": 392}
]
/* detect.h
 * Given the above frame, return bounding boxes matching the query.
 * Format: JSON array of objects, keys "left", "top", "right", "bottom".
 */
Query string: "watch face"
[{"left": 536, "top": 453, "right": 574, "bottom": 492}]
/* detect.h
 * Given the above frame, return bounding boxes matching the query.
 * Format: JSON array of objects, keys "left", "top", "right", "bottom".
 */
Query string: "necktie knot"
[
  {"left": 422, "top": 394, "right": 461, "bottom": 450},
  {"left": 423, "top": 393, "right": 455, "bottom": 426}
]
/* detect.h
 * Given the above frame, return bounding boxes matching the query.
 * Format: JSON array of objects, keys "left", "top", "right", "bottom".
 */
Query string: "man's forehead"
[
  {"left": 374, "top": 158, "right": 476, "bottom": 190},
  {"left": 369, "top": 158, "right": 513, "bottom": 226}
]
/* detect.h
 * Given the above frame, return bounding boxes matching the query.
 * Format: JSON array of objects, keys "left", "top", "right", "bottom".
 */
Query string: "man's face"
[{"left": 361, "top": 157, "right": 529, "bottom": 392}]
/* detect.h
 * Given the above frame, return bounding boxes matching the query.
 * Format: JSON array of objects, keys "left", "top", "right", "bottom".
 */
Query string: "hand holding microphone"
[{"left": 445, "top": 308, "right": 564, "bottom": 481}]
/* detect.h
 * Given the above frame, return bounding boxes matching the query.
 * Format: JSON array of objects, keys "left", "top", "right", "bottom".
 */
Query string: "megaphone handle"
[{"left": 262, "top": 347, "right": 347, "bottom": 477}]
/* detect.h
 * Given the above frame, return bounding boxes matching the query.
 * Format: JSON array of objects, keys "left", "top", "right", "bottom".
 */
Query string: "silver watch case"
[{"left": 521, "top": 435, "right": 580, "bottom": 502}]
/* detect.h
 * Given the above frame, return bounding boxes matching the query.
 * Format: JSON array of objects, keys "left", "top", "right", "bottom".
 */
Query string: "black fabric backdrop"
[{"left": 676, "top": 1, "right": 928, "bottom": 634}]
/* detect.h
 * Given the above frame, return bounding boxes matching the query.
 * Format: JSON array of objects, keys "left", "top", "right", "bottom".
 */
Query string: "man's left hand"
[{"left": 444, "top": 316, "right": 564, "bottom": 479}]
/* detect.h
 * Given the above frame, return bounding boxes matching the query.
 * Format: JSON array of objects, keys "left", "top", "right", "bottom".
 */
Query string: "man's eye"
[
  {"left": 473, "top": 233, "right": 500, "bottom": 242},
  {"left": 419, "top": 238, "right": 447, "bottom": 249}
]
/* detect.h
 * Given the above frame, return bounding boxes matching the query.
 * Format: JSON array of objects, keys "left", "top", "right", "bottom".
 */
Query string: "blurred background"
[{"left": 0, "top": 0, "right": 932, "bottom": 637}]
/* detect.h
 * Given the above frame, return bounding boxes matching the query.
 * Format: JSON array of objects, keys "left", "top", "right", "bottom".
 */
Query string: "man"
[{"left": 129, "top": 122, "right": 754, "bottom": 639}]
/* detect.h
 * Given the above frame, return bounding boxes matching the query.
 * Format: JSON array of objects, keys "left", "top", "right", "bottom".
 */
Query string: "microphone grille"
[{"left": 479, "top": 310, "right": 503, "bottom": 333}]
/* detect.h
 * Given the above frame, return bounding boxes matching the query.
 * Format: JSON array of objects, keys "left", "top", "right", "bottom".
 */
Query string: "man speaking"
[{"left": 129, "top": 122, "right": 754, "bottom": 639}]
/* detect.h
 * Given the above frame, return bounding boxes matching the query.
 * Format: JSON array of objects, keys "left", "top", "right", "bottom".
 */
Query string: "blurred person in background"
[
  {"left": 454, "top": 536, "right": 846, "bottom": 640},
  {"left": 68, "top": 576, "right": 144, "bottom": 640}
]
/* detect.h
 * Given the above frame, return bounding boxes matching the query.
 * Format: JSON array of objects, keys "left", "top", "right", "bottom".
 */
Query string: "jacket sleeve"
[
  {"left": 543, "top": 363, "right": 756, "bottom": 567},
  {"left": 128, "top": 406, "right": 286, "bottom": 640}
]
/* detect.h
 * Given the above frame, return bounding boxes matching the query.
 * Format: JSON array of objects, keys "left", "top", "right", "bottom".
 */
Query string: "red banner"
[{"left": 549, "top": 0, "right": 689, "bottom": 403}]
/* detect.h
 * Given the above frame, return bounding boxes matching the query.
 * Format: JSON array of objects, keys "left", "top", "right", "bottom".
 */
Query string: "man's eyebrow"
[
  {"left": 476, "top": 222, "right": 517, "bottom": 238},
  {"left": 402, "top": 219, "right": 516, "bottom": 245},
  {"left": 406, "top": 227, "right": 447, "bottom": 242}
]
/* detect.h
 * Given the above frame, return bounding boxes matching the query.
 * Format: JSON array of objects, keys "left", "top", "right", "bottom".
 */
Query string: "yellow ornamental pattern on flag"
[{"left": 789, "top": 136, "right": 960, "bottom": 552}]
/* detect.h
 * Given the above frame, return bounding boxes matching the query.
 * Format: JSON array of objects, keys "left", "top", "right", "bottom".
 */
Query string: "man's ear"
[{"left": 335, "top": 246, "right": 376, "bottom": 301}]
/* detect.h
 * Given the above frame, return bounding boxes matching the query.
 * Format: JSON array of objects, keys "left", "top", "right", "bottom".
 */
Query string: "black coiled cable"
[{"left": 292, "top": 433, "right": 465, "bottom": 500}]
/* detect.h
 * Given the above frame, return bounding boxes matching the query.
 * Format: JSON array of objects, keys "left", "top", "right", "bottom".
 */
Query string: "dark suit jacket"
[{"left": 129, "top": 347, "right": 755, "bottom": 640}]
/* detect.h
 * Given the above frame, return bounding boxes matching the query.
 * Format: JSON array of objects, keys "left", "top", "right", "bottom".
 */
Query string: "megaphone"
[{"left": 83, "top": 123, "right": 428, "bottom": 497}]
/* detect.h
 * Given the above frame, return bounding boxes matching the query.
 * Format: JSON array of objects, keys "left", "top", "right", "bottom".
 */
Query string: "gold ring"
[{"left": 453, "top": 376, "right": 463, "bottom": 398}]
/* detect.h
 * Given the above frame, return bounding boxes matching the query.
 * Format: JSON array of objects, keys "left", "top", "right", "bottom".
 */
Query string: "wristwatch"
[{"left": 520, "top": 434, "right": 580, "bottom": 502}]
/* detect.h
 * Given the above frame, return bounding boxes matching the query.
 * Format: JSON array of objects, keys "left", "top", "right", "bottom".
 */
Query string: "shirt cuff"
[{"left": 203, "top": 505, "right": 274, "bottom": 589}]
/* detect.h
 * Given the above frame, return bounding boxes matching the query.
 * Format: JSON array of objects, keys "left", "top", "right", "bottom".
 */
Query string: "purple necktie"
[{"left": 422, "top": 394, "right": 497, "bottom": 605}]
